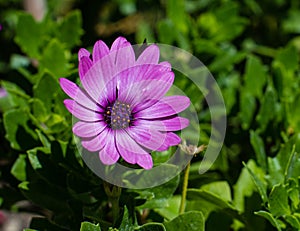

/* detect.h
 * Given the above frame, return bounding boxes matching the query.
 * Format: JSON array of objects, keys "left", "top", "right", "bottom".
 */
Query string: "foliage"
[{"left": 1, "top": 0, "right": 300, "bottom": 230}]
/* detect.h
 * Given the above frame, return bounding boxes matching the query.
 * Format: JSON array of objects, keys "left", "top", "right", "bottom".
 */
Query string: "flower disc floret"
[{"left": 105, "top": 101, "right": 132, "bottom": 129}]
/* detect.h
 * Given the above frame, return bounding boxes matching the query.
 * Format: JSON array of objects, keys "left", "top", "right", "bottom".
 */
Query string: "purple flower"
[
  {"left": 59, "top": 37, "right": 190, "bottom": 169},
  {"left": 0, "top": 88, "right": 7, "bottom": 98}
]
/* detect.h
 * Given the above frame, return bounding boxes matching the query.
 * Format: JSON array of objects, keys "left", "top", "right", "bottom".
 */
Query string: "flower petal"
[
  {"left": 117, "top": 66, "right": 174, "bottom": 108},
  {"left": 136, "top": 44, "right": 160, "bottom": 65},
  {"left": 78, "top": 48, "right": 90, "bottom": 61},
  {"left": 110, "top": 36, "right": 130, "bottom": 52},
  {"left": 165, "top": 132, "right": 181, "bottom": 146},
  {"left": 111, "top": 45, "right": 135, "bottom": 73},
  {"left": 115, "top": 130, "right": 152, "bottom": 169},
  {"left": 134, "top": 117, "right": 189, "bottom": 131},
  {"left": 81, "top": 54, "right": 116, "bottom": 106},
  {"left": 59, "top": 78, "right": 98, "bottom": 111},
  {"left": 92, "top": 40, "right": 109, "bottom": 63},
  {"left": 127, "top": 127, "right": 168, "bottom": 151},
  {"left": 81, "top": 127, "right": 111, "bottom": 152},
  {"left": 135, "top": 96, "right": 190, "bottom": 119},
  {"left": 73, "top": 121, "right": 107, "bottom": 138},
  {"left": 158, "top": 61, "right": 171, "bottom": 71},
  {"left": 64, "top": 99, "right": 102, "bottom": 122},
  {"left": 79, "top": 56, "right": 92, "bottom": 79},
  {"left": 99, "top": 129, "right": 120, "bottom": 165},
  {"left": 136, "top": 154, "right": 153, "bottom": 170}
]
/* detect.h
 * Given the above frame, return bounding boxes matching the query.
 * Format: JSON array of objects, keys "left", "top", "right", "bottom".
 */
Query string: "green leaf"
[
  {"left": 197, "top": 2, "right": 247, "bottom": 42},
  {"left": 27, "top": 147, "right": 49, "bottom": 170},
  {"left": 166, "top": 0, "right": 187, "bottom": 34},
  {"left": 284, "top": 147, "right": 300, "bottom": 182},
  {"left": 186, "top": 188, "right": 238, "bottom": 219},
  {"left": 136, "top": 223, "right": 166, "bottom": 231},
  {"left": 80, "top": 222, "right": 101, "bottom": 231},
  {"left": 38, "top": 39, "right": 70, "bottom": 77},
  {"left": 272, "top": 134, "right": 300, "bottom": 175},
  {"left": 122, "top": 164, "right": 179, "bottom": 189},
  {"left": 267, "top": 157, "right": 284, "bottom": 186},
  {"left": 11, "top": 154, "right": 27, "bottom": 181},
  {"left": 119, "top": 206, "right": 136, "bottom": 231},
  {"left": 287, "top": 93, "right": 300, "bottom": 131},
  {"left": 136, "top": 175, "right": 179, "bottom": 209},
  {"left": 244, "top": 55, "right": 267, "bottom": 97},
  {"left": 275, "top": 45, "right": 299, "bottom": 72},
  {"left": 30, "top": 98, "right": 48, "bottom": 122},
  {"left": 268, "top": 184, "right": 291, "bottom": 217},
  {"left": 2, "top": 81, "right": 29, "bottom": 109},
  {"left": 239, "top": 91, "right": 256, "bottom": 130},
  {"left": 36, "top": 129, "right": 51, "bottom": 148},
  {"left": 283, "top": 10, "right": 300, "bottom": 33},
  {"left": 284, "top": 215, "right": 300, "bottom": 229},
  {"left": 256, "top": 86, "right": 277, "bottom": 131},
  {"left": 250, "top": 130, "right": 267, "bottom": 170},
  {"left": 33, "top": 72, "right": 59, "bottom": 113},
  {"left": 200, "top": 181, "right": 232, "bottom": 202},
  {"left": 154, "top": 195, "right": 181, "bottom": 220},
  {"left": 233, "top": 160, "right": 260, "bottom": 212},
  {"left": 157, "top": 19, "right": 176, "bottom": 45},
  {"left": 286, "top": 178, "right": 299, "bottom": 210},
  {"left": 255, "top": 211, "right": 282, "bottom": 231},
  {"left": 209, "top": 46, "right": 246, "bottom": 72},
  {"left": 44, "top": 113, "right": 67, "bottom": 134},
  {"left": 55, "top": 10, "right": 83, "bottom": 48},
  {"left": 3, "top": 109, "right": 37, "bottom": 150},
  {"left": 164, "top": 211, "right": 204, "bottom": 231},
  {"left": 243, "top": 161, "right": 268, "bottom": 204},
  {"left": 14, "top": 13, "right": 45, "bottom": 58}
]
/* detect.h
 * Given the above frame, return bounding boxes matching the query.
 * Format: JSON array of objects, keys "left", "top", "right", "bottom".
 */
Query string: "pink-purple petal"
[
  {"left": 81, "top": 127, "right": 111, "bottom": 152},
  {"left": 165, "top": 132, "right": 181, "bottom": 146},
  {"left": 127, "top": 127, "right": 168, "bottom": 151},
  {"left": 79, "top": 56, "right": 92, "bottom": 79},
  {"left": 81, "top": 136, "right": 103, "bottom": 152},
  {"left": 135, "top": 96, "right": 190, "bottom": 119},
  {"left": 92, "top": 40, "right": 110, "bottom": 63},
  {"left": 136, "top": 154, "right": 153, "bottom": 170},
  {"left": 110, "top": 37, "right": 130, "bottom": 52},
  {"left": 134, "top": 117, "right": 189, "bottom": 131},
  {"left": 99, "top": 129, "right": 119, "bottom": 165},
  {"left": 115, "top": 130, "right": 150, "bottom": 166},
  {"left": 78, "top": 48, "right": 90, "bottom": 61},
  {"left": 80, "top": 57, "right": 115, "bottom": 106},
  {"left": 64, "top": 99, "right": 102, "bottom": 122},
  {"left": 118, "top": 70, "right": 174, "bottom": 108},
  {"left": 158, "top": 61, "right": 171, "bottom": 71},
  {"left": 136, "top": 44, "right": 160, "bottom": 65},
  {"left": 59, "top": 78, "right": 98, "bottom": 111},
  {"left": 131, "top": 73, "right": 174, "bottom": 110},
  {"left": 73, "top": 121, "right": 107, "bottom": 138},
  {"left": 113, "top": 45, "right": 135, "bottom": 73}
]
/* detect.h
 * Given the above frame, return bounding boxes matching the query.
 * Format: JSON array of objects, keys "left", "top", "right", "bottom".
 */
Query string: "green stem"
[
  {"left": 179, "top": 162, "right": 191, "bottom": 214},
  {"left": 252, "top": 45, "right": 277, "bottom": 58},
  {"left": 103, "top": 181, "right": 122, "bottom": 225}
]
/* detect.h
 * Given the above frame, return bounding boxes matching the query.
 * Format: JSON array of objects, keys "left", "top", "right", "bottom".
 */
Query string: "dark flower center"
[{"left": 105, "top": 101, "right": 132, "bottom": 130}]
